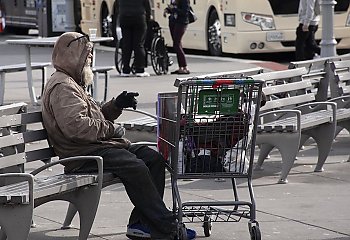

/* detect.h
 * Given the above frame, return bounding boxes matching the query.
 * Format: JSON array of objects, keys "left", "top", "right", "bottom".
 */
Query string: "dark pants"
[
  {"left": 120, "top": 15, "right": 147, "bottom": 73},
  {"left": 70, "top": 145, "right": 177, "bottom": 239},
  {"left": 169, "top": 22, "right": 187, "bottom": 68},
  {"left": 295, "top": 23, "right": 321, "bottom": 61}
]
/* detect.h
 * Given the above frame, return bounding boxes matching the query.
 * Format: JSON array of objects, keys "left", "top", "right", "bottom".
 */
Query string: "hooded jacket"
[{"left": 41, "top": 32, "right": 129, "bottom": 171}]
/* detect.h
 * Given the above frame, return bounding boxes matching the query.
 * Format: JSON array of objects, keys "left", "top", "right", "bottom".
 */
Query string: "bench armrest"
[
  {"left": 259, "top": 109, "right": 301, "bottom": 129},
  {"left": 328, "top": 95, "right": 350, "bottom": 108},
  {"left": 30, "top": 156, "right": 103, "bottom": 187},
  {"left": 295, "top": 102, "right": 337, "bottom": 123},
  {"left": 0, "top": 173, "right": 34, "bottom": 204}
]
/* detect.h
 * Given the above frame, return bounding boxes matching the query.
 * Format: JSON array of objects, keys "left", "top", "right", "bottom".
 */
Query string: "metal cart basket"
[{"left": 157, "top": 77, "right": 264, "bottom": 240}]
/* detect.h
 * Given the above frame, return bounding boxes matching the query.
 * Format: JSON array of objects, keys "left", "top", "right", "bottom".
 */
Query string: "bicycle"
[{"left": 114, "top": 20, "right": 171, "bottom": 75}]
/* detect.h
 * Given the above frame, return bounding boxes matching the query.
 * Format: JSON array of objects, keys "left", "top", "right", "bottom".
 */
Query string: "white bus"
[{"left": 80, "top": 0, "right": 350, "bottom": 55}]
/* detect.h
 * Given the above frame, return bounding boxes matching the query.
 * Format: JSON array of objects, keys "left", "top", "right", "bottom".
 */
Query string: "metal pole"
[{"left": 320, "top": 0, "right": 337, "bottom": 57}]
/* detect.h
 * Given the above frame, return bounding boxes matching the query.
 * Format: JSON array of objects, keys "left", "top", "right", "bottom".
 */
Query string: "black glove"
[{"left": 114, "top": 91, "right": 139, "bottom": 110}]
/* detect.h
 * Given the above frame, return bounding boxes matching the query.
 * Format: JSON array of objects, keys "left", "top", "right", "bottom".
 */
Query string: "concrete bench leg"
[
  {"left": 0, "top": 205, "right": 33, "bottom": 240},
  {"left": 335, "top": 121, "right": 350, "bottom": 139},
  {"left": 303, "top": 123, "right": 336, "bottom": 172},
  {"left": 256, "top": 143, "right": 274, "bottom": 167},
  {"left": 37, "top": 183, "right": 102, "bottom": 240},
  {"left": 256, "top": 132, "right": 301, "bottom": 183},
  {"left": 61, "top": 203, "right": 78, "bottom": 229},
  {"left": 336, "top": 121, "right": 350, "bottom": 161}
]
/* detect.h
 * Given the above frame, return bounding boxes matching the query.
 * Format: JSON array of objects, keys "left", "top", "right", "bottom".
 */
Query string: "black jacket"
[
  {"left": 118, "top": 0, "right": 151, "bottom": 22},
  {"left": 167, "top": 0, "right": 190, "bottom": 25}
]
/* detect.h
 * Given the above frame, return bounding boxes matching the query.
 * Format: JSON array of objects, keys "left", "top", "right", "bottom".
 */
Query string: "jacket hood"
[{"left": 52, "top": 32, "right": 93, "bottom": 86}]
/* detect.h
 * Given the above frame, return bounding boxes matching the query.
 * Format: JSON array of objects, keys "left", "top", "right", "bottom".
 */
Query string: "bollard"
[{"left": 320, "top": 0, "right": 337, "bottom": 57}]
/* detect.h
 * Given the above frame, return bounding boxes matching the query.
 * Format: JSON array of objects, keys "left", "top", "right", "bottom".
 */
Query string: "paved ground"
[
  {"left": 1, "top": 37, "right": 350, "bottom": 240},
  {"left": 26, "top": 133, "right": 350, "bottom": 240}
]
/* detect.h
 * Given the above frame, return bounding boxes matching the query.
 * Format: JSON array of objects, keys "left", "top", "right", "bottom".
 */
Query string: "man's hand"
[
  {"left": 302, "top": 24, "right": 309, "bottom": 32},
  {"left": 114, "top": 91, "right": 139, "bottom": 110}
]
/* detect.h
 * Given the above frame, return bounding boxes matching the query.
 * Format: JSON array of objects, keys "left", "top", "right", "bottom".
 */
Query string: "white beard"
[{"left": 82, "top": 65, "right": 94, "bottom": 86}]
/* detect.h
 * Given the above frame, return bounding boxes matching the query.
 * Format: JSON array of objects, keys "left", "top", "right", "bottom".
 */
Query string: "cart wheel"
[
  {"left": 250, "top": 225, "right": 261, "bottom": 240},
  {"left": 178, "top": 224, "right": 188, "bottom": 240},
  {"left": 203, "top": 216, "right": 212, "bottom": 237}
]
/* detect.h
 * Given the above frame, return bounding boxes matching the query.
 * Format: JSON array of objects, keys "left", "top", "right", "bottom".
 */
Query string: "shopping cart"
[{"left": 157, "top": 77, "right": 264, "bottom": 240}]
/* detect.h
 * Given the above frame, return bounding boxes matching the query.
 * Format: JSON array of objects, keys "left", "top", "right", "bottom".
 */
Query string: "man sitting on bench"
[{"left": 41, "top": 32, "right": 196, "bottom": 240}]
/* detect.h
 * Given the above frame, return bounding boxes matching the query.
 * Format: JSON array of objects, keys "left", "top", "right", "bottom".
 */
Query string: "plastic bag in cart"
[
  {"left": 222, "top": 141, "right": 249, "bottom": 173},
  {"left": 222, "top": 105, "right": 256, "bottom": 173}
]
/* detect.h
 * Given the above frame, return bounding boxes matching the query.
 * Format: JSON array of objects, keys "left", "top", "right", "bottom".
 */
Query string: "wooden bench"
[
  {"left": 0, "top": 62, "right": 51, "bottom": 105},
  {"left": 251, "top": 67, "right": 337, "bottom": 183},
  {"left": 329, "top": 59, "right": 350, "bottom": 98},
  {"left": 289, "top": 53, "right": 350, "bottom": 100},
  {"left": 290, "top": 57, "right": 350, "bottom": 161},
  {"left": 0, "top": 102, "right": 104, "bottom": 240},
  {"left": 328, "top": 59, "right": 350, "bottom": 161}
]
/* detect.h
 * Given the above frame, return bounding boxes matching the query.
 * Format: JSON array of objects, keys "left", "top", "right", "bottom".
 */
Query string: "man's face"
[{"left": 82, "top": 52, "right": 94, "bottom": 86}]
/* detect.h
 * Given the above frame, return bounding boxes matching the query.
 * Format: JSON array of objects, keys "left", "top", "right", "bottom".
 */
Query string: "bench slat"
[
  {"left": 262, "top": 80, "right": 312, "bottom": 95},
  {"left": 0, "top": 111, "right": 42, "bottom": 128},
  {"left": 336, "top": 108, "right": 350, "bottom": 121},
  {"left": 0, "top": 62, "right": 51, "bottom": 73},
  {"left": 332, "top": 59, "right": 350, "bottom": 70},
  {"left": 252, "top": 67, "right": 308, "bottom": 80},
  {"left": 0, "top": 129, "right": 48, "bottom": 148},
  {"left": 0, "top": 153, "right": 27, "bottom": 169},
  {"left": 25, "top": 148, "right": 56, "bottom": 163},
  {"left": 261, "top": 93, "right": 315, "bottom": 111}
]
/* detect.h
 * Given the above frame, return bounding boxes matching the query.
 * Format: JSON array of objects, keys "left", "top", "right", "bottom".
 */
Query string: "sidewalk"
[
  {"left": 28, "top": 130, "right": 350, "bottom": 240},
  {"left": 1, "top": 41, "right": 350, "bottom": 239}
]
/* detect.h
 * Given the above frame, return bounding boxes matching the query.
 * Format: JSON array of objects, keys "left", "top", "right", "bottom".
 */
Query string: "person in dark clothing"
[
  {"left": 164, "top": 0, "right": 190, "bottom": 75},
  {"left": 41, "top": 32, "right": 198, "bottom": 240},
  {"left": 295, "top": 0, "right": 321, "bottom": 61},
  {"left": 118, "top": 0, "right": 151, "bottom": 77}
]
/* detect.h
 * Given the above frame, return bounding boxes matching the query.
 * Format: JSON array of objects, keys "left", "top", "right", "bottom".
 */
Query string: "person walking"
[
  {"left": 295, "top": 0, "right": 321, "bottom": 61},
  {"left": 118, "top": 0, "right": 151, "bottom": 77},
  {"left": 41, "top": 32, "right": 196, "bottom": 240},
  {"left": 164, "top": 0, "right": 190, "bottom": 74}
]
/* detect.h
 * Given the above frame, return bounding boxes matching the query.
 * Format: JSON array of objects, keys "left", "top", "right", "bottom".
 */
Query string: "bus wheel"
[{"left": 207, "top": 10, "right": 222, "bottom": 56}]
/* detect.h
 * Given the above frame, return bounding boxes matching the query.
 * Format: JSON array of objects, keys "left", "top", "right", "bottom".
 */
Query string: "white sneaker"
[
  {"left": 120, "top": 72, "right": 132, "bottom": 77},
  {"left": 135, "top": 72, "right": 150, "bottom": 77}
]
